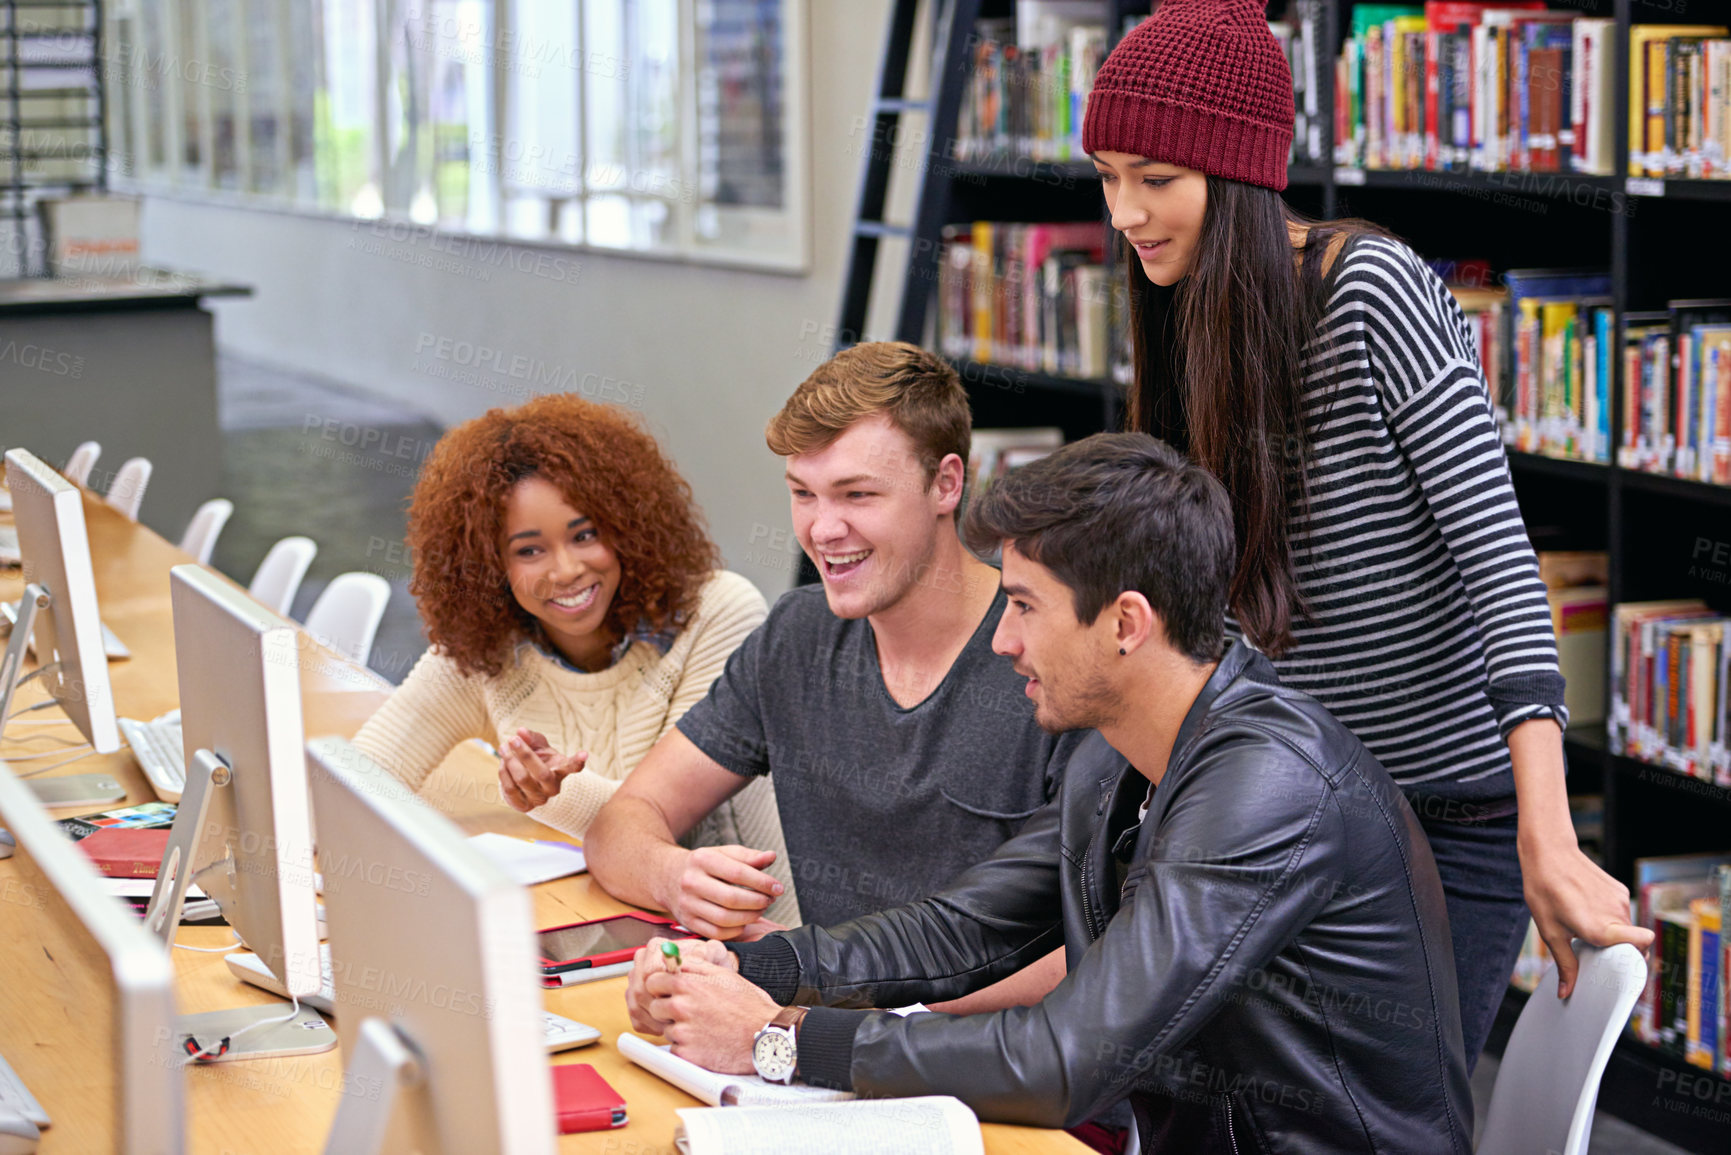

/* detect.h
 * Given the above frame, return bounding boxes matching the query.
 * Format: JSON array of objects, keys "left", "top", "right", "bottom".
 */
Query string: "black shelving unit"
[
  {"left": 1, "top": 0, "right": 107, "bottom": 277},
  {"left": 833, "top": 1, "right": 1731, "bottom": 1148}
]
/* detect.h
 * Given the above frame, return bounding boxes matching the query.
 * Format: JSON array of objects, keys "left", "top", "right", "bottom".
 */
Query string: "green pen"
[{"left": 660, "top": 940, "right": 682, "bottom": 973}]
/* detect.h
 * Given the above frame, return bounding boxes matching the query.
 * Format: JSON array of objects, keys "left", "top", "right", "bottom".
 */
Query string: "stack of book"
[
  {"left": 1495, "top": 268, "right": 1613, "bottom": 463},
  {"left": 936, "top": 221, "right": 1122, "bottom": 380},
  {"left": 1609, "top": 600, "right": 1731, "bottom": 787},
  {"left": 1631, "top": 856, "right": 1730, "bottom": 1074},
  {"left": 1541, "top": 550, "right": 1607, "bottom": 727},
  {"left": 956, "top": 8, "right": 1106, "bottom": 163},
  {"left": 1332, "top": 3, "right": 1617, "bottom": 175},
  {"left": 1618, "top": 299, "right": 1731, "bottom": 484},
  {"left": 1629, "top": 24, "right": 1731, "bottom": 181}
]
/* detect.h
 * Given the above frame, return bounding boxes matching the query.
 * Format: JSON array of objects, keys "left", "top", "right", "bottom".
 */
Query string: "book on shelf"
[
  {"left": 1609, "top": 600, "right": 1731, "bottom": 786},
  {"left": 1632, "top": 854, "right": 1731, "bottom": 1063},
  {"left": 970, "top": 428, "right": 1065, "bottom": 498},
  {"left": 1719, "top": 866, "right": 1731, "bottom": 1076},
  {"left": 1617, "top": 299, "right": 1731, "bottom": 483},
  {"left": 1538, "top": 549, "right": 1608, "bottom": 589},
  {"left": 937, "top": 221, "right": 1122, "bottom": 381},
  {"left": 957, "top": 12, "right": 1105, "bottom": 163},
  {"left": 1549, "top": 582, "right": 1606, "bottom": 727},
  {"left": 1271, "top": 0, "right": 1328, "bottom": 167},
  {"left": 1628, "top": 25, "right": 1731, "bottom": 179},
  {"left": 958, "top": 3, "right": 1326, "bottom": 167},
  {"left": 1688, "top": 894, "right": 1721, "bottom": 1070},
  {"left": 1492, "top": 268, "right": 1612, "bottom": 462},
  {"left": 675, "top": 1096, "right": 984, "bottom": 1155},
  {"left": 1332, "top": 4, "right": 1620, "bottom": 176}
]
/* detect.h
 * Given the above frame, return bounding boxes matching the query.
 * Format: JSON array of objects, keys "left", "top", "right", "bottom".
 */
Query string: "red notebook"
[
  {"left": 551, "top": 1063, "right": 627, "bottom": 1133},
  {"left": 78, "top": 827, "right": 170, "bottom": 878}
]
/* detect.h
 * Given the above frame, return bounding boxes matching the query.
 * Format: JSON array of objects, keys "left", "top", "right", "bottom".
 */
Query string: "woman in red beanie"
[{"left": 1081, "top": 0, "right": 1650, "bottom": 1070}]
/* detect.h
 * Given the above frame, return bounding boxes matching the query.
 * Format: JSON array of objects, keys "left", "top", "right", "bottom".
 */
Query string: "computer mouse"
[
  {"left": 0, "top": 1108, "right": 39, "bottom": 1154},
  {"left": 0, "top": 829, "right": 14, "bottom": 859}
]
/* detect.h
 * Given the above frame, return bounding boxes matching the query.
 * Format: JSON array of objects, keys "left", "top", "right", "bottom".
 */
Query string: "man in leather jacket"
[{"left": 628, "top": 433, "right": 1474, "bottom": 1154}]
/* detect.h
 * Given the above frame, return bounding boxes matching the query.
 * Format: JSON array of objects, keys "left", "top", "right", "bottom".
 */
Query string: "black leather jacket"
[{"left": 731, "top": 641, "right": 1474, "bottom": 1153}]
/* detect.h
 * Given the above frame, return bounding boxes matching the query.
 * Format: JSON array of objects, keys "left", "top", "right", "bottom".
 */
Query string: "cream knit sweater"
[{"left": 352, "top": 570, "right": 799, "bottom": 926}]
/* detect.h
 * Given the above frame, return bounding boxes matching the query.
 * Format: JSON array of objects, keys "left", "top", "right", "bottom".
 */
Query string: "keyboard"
[
  {"left": 119, "top": 711, "right": 185, "bottom": 801},
  {"left": 0, "top": 1049, "right": 49, "bottom": 1129},
  {"left": 224, "top": 947, "right": 601, "bottom": 1051}
]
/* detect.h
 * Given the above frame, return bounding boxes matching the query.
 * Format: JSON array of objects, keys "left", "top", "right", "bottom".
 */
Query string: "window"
[{"left": 106, "top": 0, "right": 809, "bottom": 271}]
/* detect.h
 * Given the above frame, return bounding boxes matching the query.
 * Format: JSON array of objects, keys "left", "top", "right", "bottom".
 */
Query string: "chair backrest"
[
  {"left": 302, "top": 572, "right": 391, "bottom": 666},
  {"left": 177, "top": 499, "right": 234, "bottom": 565},
  {"left": 246, "top": 536, "right": 318, "bottom": 616},
  {"left": 1477, "top": 941, "right": 1648, "bottom": 1155},
  {"left": 63, "top": 440, "right": 101, "bottom": 486},
  {"left": 103, "top": 457, "right": 153, "bottom": 521}
]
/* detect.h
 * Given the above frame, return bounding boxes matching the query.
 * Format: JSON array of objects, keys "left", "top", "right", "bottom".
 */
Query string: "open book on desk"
[
  {"left": 675, "top": 1095, "right": 984, "bottom": 1155},
  {"left": 618, "top": 1032, "right": 854, "bottom": 1107}
]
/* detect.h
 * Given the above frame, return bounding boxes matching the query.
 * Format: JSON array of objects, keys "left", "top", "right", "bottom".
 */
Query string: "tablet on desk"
[{"left": 538, "top": 912, "right": 691, "bottom": 983}]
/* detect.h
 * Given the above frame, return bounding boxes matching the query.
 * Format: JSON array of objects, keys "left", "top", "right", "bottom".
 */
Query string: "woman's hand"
[
  {"left": 1509, "top": 719, "right": 1654, "bottom": 998},
  {"left": 498, "top": 728, "right": 586, "bottom": 812}
]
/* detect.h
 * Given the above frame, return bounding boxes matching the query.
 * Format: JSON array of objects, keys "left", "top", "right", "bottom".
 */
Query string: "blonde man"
[{"left": 587, "top": 343, "right": 1084, "bottom": 981}]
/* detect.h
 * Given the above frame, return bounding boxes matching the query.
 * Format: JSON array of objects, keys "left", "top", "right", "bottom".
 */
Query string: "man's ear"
[
  {"left": 931, "top": 452, "right": 967, "bottom": 516},
  {"left": 1113, "top": 592, "right": 1157, "bottom": 655}
]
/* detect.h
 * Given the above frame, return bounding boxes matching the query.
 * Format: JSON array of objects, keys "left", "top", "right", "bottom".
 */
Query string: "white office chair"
[
  {"left": 303, "top": 572, "right": 391, "bottom": 666},
  {"left": 247, "top": 536, "right": 319, "bottom": 616},
  {"left": 63, "top": 440, "right": 101, "bottom": 486},
  {"left": 1476, "top": 941, "right": 1648, "bottom": 1155},
  {"left": 103, "top": 456, "right": 153, "bottom": 521},
  {"left": 178, "top": 499, "right": 234, "bottom": 565}
]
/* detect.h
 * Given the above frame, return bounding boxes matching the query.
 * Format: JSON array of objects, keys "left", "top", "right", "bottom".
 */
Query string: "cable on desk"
[
  {"left": 9, "top": 746, "right": 95, "bottom": 775},
  {"left": 174, "top": 931, "right": 244, "bottom": 954}
]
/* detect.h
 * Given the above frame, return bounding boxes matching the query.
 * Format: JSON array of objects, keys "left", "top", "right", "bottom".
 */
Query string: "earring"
[{"left": 1119, "top": 648, "right": 1127, "bottom": 656}]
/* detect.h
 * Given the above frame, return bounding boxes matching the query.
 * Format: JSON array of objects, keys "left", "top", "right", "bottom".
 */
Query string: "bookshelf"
[
  {"left": 829, "top": 0, "right": 1731, "bottom": 1147},
  {"left": 0, "top": 0, "right": 108, "bottom": 277}
]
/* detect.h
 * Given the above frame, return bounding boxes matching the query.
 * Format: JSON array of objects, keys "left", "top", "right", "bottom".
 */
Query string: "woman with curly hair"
[{"left": 352, "top": 394, "right": 797, "bottom": 926}]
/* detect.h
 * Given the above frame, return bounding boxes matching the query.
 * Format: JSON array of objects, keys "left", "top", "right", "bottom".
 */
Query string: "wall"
[{"left": 138, "top": 0, "right": 898, "bottom": 601}]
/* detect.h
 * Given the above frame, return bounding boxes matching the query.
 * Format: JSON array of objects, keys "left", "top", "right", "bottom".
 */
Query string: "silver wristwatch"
[{"left": 751, "top": 1007, "right": 807, "bottom": 1085}]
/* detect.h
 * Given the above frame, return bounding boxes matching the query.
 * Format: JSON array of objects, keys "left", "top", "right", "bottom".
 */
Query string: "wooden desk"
[{"left": 0, "top": 495, "right": 1087, "bottom": 1155}]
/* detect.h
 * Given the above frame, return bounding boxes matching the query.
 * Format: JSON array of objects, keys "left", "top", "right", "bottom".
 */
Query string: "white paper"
[
  {"left": 618, "top": 1032, "right": 853, "bottom": 1108},
  {"left": 106, "top": 879, "right": 205, "bottom": 899},
  {"left": 674, "top": 1095, "right": 982, "bottom": 1155},
  {"left": 466, "top": 832, "right": 586, "bottom": 885}
]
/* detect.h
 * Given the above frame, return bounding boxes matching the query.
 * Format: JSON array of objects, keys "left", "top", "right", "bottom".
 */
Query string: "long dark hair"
[{"left": 1124, "top": 177, "right": 1388, "bottom": 657}]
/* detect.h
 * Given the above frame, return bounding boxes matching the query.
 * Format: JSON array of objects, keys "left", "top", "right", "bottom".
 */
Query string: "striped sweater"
[{"left": 1272, "top": 234, "right": 1567, "bottom": 803}]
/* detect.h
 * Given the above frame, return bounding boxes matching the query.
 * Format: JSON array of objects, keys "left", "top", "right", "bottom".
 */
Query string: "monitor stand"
[
  {"left": 323, "top": 1018, "right": 439, "bottom": 1154},
  {"left": 0, "top": 584, "right": 50, "bottom": 731},
  {"left": 145, "top": 746, "right": 336, "bottom": 1062}
]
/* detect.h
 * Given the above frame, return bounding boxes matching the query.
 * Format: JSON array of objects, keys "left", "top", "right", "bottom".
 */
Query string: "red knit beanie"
[{"left": 1081, "top": 0, "right": 1294, "bottom": 191}]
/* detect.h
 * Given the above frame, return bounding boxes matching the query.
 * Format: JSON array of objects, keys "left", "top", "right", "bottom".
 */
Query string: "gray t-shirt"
[{"left": 677, "top": 585, "right": 1083, "bottom": 927}]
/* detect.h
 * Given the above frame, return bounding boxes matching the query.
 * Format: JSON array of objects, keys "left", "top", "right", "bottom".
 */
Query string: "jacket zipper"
[
  {"left": 1078, "top": 858, "right": 1099, "bottom": 939},
  {"left": 1224, "top": 1098, "right": 1242, "bottom": 1155}
]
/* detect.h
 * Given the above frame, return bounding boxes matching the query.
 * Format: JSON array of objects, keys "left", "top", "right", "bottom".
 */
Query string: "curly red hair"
[{"left": 406, "top": 395, "right": 720, "bottom": 678}]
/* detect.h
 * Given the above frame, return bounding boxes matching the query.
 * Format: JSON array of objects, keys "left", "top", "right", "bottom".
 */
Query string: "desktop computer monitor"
[
  {"left": 0, "top": 447, "right": 120, "bottom": 755},
  {"left": 0, "top": 760, "right": 183, "bottom": 1154},
  {"left": 141, "top": 564, "right": 330, "bottom": 1060},
  {"left": 306, "top": 736, "right": 555, "bottom": 1155}
]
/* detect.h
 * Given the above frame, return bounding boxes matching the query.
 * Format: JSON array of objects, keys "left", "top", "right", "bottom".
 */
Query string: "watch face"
[{"left": 753, "top": 1027, "right": 796, "bottom": 1080}]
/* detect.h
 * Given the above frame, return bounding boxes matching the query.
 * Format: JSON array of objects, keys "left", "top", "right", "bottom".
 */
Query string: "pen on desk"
[{"left": 660, "top": 940, "right": 681, "bottom": 974}]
